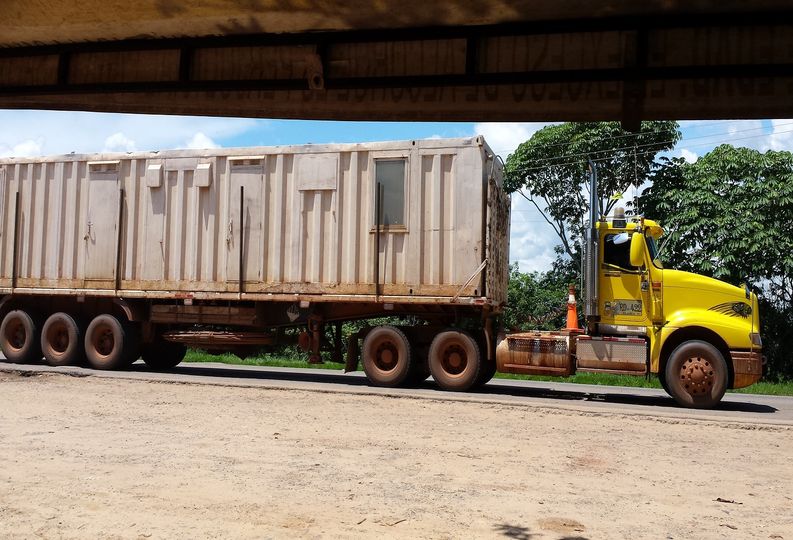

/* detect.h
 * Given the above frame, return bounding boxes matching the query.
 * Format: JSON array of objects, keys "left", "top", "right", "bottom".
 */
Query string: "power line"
[
  {"left": 489, "top": 119, "right": 777, "bottom": 158},
  {"left": 489, "top": 120, "right": 788, "bottom": 166},
  {"left": 485, "top": 119, "right": 737, "bottom": 158},
  {"left": 509, "top": 125, "right": 793, "bottom": 175}
]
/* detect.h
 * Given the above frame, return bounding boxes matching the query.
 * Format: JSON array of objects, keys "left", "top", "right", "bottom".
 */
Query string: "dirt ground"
[{"left": 1, "top": 371, "right": 791, "bottom": 539}]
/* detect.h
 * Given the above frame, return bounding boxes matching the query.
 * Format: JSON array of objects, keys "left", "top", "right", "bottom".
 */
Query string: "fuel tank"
[{"left": 495, "top": 331, "right": 574, "bottom": 376}]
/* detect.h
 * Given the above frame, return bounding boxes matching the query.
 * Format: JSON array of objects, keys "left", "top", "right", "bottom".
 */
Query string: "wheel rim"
[
  {"left": 440, "top": 342, "right": 468, "bottom": 377},
  {"left": 678, "top": 356, "right": 715, "bottom": 397},
  {"left": 47, "top": 322, "right": 70, "bottom": 354},
  {"left": 372, "top": 337, "right": 400, "bottom": 373},
  {"left": 5, "top": 319, "right": 26, "bottom": 351},
  {"left": 92, "top": 324, "right": 116, "bottom": 357}
]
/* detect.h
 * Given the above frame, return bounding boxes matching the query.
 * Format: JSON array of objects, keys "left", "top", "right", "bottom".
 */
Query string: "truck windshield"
[{"left": 646, "top": 235, "right": 663, "bottom": 268}]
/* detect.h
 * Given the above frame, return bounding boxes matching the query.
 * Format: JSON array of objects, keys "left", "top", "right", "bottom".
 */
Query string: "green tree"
[
  {"left": 504, "top": 263, "right": 572, "bottom": 331},
  {"left": 639, "top": 145, "right": 793, "bottom": 380},
  {"left": 505, "top": 121, "right": 681, "bottom": 260}
]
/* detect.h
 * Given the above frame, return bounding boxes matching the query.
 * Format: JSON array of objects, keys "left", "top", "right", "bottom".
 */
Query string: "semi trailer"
[{"left": 0, "top": 137, "right": 762, "bottom": 408}]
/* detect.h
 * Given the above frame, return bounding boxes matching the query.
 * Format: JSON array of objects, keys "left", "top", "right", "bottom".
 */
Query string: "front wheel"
[{"left": 664, "top": 340, "right": 728, "bottom": 409}]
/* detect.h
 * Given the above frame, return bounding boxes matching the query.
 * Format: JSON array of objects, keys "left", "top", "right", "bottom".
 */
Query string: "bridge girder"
[{"left": 1, "top": 2, "right": 793, "bottom": 128}]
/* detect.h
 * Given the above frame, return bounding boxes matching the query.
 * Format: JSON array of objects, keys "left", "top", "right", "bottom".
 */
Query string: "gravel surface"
[{"left": 1, "top": 371, "right": 791, "bottom": 539}]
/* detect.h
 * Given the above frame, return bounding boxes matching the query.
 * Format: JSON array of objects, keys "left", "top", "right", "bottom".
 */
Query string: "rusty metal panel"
[
  {"left": 576, "top": 336, "right": 647, "bottom": 372},
  {"left": 0, "top": 138, "right": 503, "bottom": 306},
  {"left": 496, "top": 331, "right": 573, "bottom": 376},
  {"left": 485, "top": 146, "right": 509, "bottom": 309},
  {"left": 732, "top": 349, "right": 763, "bottom": 389}
]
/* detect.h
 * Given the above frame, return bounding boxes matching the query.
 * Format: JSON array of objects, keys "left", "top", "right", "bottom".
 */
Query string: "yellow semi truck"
[
  {"left": 0, "top": 139, "right": 762, "bottom": 408},
  {"left": 496, "top": 163, "right": 763, "bottom": 408}
]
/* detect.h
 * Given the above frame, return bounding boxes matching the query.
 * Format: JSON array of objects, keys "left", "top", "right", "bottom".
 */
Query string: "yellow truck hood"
[
  {"left": 663, "top": 269, "right": 745, "bottom": 299},
  {"left": 662, "top": 269, "right": 758, "bottom": 349}
]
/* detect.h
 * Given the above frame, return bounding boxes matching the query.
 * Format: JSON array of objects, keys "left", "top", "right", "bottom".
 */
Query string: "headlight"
[{"left": 750, "top": 333, "right": 762, "bottom": 347}]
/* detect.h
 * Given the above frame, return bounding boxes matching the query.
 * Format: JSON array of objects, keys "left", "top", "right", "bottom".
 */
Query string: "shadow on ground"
[
  {"left": 493, "top": 523, "right": 590, "bottom": 540},
  {"left": 126, "top": 362, "right": 778, "bottom": 414}
]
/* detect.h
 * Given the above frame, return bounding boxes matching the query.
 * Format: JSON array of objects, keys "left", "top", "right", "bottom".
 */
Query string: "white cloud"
[
  {"left": 0, "top": 110, "right": 259, "bottom": 157},
  {"left": 103, "top": 132, "right": 136, "bottom": 153},
  {"left": 679, "top": 148, "right": 698, "bottom": 163},
  {"left": 474, "top": 122, "right": 557, "bottom": 159},
  {"left": 0, "top": 138, "right": 43, "bottom": 157},
  {"left": 763, "top": 119, "right": 793, "bottom": 151},
  {"left": 185, "top": 131, "right": 220, "bottom": 149},
  {"left": 473, "top": 122, "right": 560, "bottom": 272},
  {"left": 508, "top": 195, "right": 559, "bottom": 273}
]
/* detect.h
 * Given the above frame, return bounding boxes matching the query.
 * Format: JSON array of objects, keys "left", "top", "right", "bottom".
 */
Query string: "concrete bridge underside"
[{"left": 2, "top": 1, "right": 793, "bottom": 128}]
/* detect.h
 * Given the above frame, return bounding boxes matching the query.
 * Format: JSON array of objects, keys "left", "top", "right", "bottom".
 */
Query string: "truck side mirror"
[{"left": 630, "top": 233, "right": 644, "bottom": 268}]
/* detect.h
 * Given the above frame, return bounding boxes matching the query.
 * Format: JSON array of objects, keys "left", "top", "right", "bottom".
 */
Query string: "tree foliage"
[
  {"left": 504, "top": 121, "right": 681, "bottom": 260},
  {"left": 640, "top": 145, "right": 793, "bottom": 380},
  {"left": 504, "top": 263, "right": 573, "bottom": 331}
]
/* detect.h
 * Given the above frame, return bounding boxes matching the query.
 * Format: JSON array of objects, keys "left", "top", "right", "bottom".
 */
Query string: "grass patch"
[
  {"left": 184, "top": 350, "right": 793, "bottom": 396},
  {"left": 494, "top": 371, "right": 663, "bottom": 389},
  {"left": 730, "top": 380, "right": 793, "bottom": 396},
  {"left": 184, "top": 349, "right": 341, "bottom": 370}
]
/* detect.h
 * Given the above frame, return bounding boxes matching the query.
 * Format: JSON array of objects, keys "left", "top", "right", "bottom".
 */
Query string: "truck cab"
[
  {"left": 496, "top": 208, "right": 763, "bottom": 409},
  {"left": 593, "top": 214, "right": 763, "bottom": 407}
]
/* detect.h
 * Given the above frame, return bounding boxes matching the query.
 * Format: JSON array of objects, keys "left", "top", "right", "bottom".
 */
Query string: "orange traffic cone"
[{"left": 566, "top": 284, "right": 582, "bottom": 332}]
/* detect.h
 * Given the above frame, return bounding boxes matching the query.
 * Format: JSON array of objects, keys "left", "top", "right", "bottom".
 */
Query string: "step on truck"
[{"left": 0, "top": 137, "right": 762, "bottom": 407}]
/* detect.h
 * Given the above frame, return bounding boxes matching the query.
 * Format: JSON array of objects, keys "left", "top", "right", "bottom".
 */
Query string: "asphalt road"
[{"left": 2, "top": 360, "right": 791, "bottom": 427}]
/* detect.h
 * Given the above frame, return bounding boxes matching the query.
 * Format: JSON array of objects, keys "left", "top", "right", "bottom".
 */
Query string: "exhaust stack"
[{"left": 583, "top": 160, "right": 599, "bottom": 322}]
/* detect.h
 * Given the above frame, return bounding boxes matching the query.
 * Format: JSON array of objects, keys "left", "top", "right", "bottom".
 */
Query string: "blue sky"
[{"left": 1, "top": 110, "right": 790, "bottom": 272}]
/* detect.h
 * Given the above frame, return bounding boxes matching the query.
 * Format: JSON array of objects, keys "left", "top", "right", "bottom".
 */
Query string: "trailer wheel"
[
  {"left": 362, "top": 325, "right": 413, "bottom": 387},
  {"left": 41, "top": 312, "right": 84, "bottom": 367},
  {"left": 84, "top": 315, "right": 139, "bottom": 370},
  {"left": 142, "top": 338, "right": 187, "bottom": 371},
  {"left": 664, "top": 340, "right": 728, "bottom": 409},
  {"left": 0, "top": 310, "right": 43, "bottom": 364},
  {"left": 429, "top": 330, "right": 481, "bottom": 392},
  {"left": 473, "top": 358, "right": 498, "bottom": 389},
  {"left": 405, "top": 361, "right": 431, "bottom": 386}
]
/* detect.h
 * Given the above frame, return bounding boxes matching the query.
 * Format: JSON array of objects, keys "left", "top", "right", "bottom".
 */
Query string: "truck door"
[
  {"left": 598, "top": 232, "right": 652, "bottom": 329},
  {"left": 84, "top": 162, "right": 120, "bottom": 285},
  {"left": 226, "top": 158, "right": 263, "bottom": 288}
]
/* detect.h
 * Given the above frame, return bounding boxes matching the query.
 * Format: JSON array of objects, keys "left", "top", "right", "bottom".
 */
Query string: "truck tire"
[
  {"left": 142, "top": 338, "right": 187, "bottom": 371},
  {"left": 429, "top": 330, "right": 481, "bottom": 392},
  {"left": 362, "top": 325, "right": 413, "bottom": 387},
  {"left": 473, "top": 358, "right": 498, "bottom": 389},
  {"left": 664, "top": 340, "right": 728, "bottom": 409},
  {"left": 0, "top": 310, "right": 43, "bottom": 364},
  {"left": 405, "top": 360, "right": 431, "bottom": 386},
  {"left": 84, "top": 314, "right": 139, "bottom": 370},
  {"left": 41, "top": 312, "right": 84, "bottom": 367}
]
